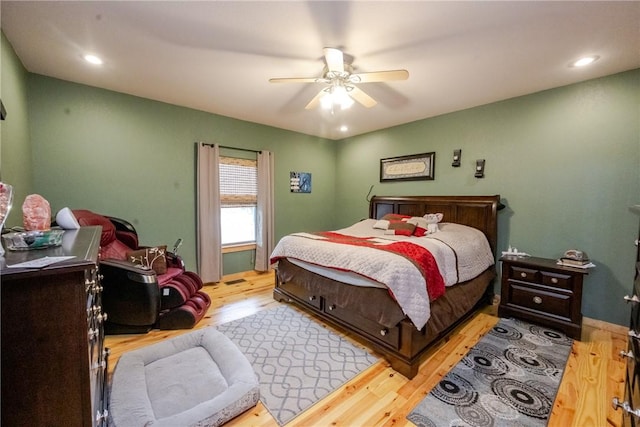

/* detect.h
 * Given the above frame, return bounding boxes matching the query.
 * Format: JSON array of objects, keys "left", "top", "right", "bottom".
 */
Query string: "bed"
[{"left": 271, "top": 195, "right": 502, "bottom": 379}]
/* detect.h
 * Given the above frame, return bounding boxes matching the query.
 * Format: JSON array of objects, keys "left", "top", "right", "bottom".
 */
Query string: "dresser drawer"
[{"left": 507, "top": 283, "right": 572, "bottom": 320}]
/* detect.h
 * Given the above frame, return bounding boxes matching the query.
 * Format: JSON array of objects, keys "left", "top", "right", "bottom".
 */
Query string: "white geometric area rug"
[
  {"left": 216, "top": 304, "right": 378, "bottom": 425},
  {"left": 408, "top": 317, "right": 573, "bottom": 427}
]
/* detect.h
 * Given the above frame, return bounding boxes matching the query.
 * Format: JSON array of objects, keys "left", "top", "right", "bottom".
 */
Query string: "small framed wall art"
[
  {"left": 380, "top": 152, "right": 435, "bottom": 182},
  {"left": 290, "top": 172, "right": 312, "bottom": 193}
]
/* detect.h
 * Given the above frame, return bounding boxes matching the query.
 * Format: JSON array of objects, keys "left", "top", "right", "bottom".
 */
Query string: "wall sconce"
[
  {"left": 452, "top": 149, "right": 461, "bottom": 167},
  {"left": 474, "top": 159, "right": 485, "bottom": 178}
]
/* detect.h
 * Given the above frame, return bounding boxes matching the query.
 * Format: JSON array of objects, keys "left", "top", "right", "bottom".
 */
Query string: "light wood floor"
[{"left": 105, "top": 270, "right": 628, "bottom": 427}]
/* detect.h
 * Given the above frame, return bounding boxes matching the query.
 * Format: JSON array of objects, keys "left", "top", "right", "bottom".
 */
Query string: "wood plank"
[{"left": 105, "top": 269, "right": 627, "bottom": 426}]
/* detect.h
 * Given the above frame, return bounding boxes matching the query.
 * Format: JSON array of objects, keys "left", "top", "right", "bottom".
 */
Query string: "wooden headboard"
[{"left": 369, "top": 195, "right": 502, "bottom": 254}]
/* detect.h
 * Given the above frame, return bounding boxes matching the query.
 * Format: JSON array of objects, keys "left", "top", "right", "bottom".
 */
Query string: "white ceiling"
[{"left": 2, "top": 1, "right": 639, "bottom": 140}]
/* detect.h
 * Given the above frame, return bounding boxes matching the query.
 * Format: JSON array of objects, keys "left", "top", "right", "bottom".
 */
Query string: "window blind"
[{"left": 219, "top": 156, "right": 257, "bottom": 206}]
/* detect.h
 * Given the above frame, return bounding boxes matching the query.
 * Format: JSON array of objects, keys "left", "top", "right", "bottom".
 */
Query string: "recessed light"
[
  {"left": 570, "top": 56, "right": 599, "bottom": 68},
  {"left": 84, "top": 54, "right": 103, "bottom": 65},
  {"left": 340, "top": 125, "right": 348, "bottom": 132}
]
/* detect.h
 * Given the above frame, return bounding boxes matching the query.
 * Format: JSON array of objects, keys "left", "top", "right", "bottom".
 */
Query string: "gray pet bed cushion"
[{"left": 109, "top": 327, "right": 260, "bottom": 427}]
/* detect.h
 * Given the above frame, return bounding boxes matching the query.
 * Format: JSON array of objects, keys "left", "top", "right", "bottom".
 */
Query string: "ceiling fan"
[{"left": 269, "top": 47, "right": 409, "bottom": 110}]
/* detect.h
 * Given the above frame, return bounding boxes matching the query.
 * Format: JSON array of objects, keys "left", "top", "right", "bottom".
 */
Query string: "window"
[{"left": 219, "top": 156, "right": 257, "bottom": 246}]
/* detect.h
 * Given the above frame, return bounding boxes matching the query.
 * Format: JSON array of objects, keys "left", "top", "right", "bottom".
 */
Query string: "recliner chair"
[{"left": 73, "top": 209, "right": 211, "bottom": 334}]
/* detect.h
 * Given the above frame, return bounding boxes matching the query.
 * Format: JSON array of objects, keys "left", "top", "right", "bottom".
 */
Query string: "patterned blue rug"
[
  {"left": 408, "top": 318, "right": 573, "bottom": 427},
  {"left": 216, "top": 304, "right": 378, "bottom": 425}
]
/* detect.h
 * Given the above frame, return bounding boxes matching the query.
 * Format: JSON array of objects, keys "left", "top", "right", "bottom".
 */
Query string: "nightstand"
[{"left": 498, "top": 255, "right": 589, "bottom": 340}]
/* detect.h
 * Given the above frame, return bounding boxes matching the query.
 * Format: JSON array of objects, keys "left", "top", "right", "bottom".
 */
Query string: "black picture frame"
[{"left": 380, "top": 152, "right": 435, "bottom": 182}]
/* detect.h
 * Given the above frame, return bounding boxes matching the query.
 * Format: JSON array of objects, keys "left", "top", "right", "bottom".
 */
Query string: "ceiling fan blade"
[
  {"left": 305, "top": 88, "right": 327, "bottom": 110},
  {"left": 350, "top": 69, "right": 409, "bottom": 83},
  {"left": 323, "top": 47, "right": 344, "bottom": 73},
  {"left": 349, "top": 86, "right": 377, "bottom": 108},
  {"left": 269, "top": 77, "right": 320, "bottom": 83}
]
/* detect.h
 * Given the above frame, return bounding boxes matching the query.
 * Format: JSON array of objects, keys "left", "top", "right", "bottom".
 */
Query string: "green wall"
[
  {"left": 335, "top": 69, "right": 640, "bottom": 326},
  {"left": 0, "top": 32, "right": 34, "bottom": 226},
  {"left": 24, "top": 75, "right": 336, "bottom": 273}
]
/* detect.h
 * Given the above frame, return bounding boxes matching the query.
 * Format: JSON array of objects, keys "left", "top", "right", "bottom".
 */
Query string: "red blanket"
[{"left": 315, "top": 232, "right": 446, "bottom": 301}]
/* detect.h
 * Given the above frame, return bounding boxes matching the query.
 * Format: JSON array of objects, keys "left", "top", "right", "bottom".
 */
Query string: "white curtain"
[
  {"left": 255, "top": 150, "right": 275, "bottom": 272},
  {"left": 196, "top": 143, "right": 222, "bottom": 283}
]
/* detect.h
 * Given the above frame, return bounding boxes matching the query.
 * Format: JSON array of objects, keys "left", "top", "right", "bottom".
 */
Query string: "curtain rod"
[{"left": 199, "top": 142, "right": 261, "bottom": 154}]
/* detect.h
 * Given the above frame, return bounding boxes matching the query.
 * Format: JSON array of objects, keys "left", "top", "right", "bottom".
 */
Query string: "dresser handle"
[
  {"left": 551, "top": 277, "right": 558, "bottom": 284},
  {"left": 629, "top": 330, "right": 640, "bottom": 339},
  {"left": 520, "top": 272, "right": 527, "bottom": 278},
  {"left": 308, "top": 295, "right": 316, "bottom": 301},
  {"left": 624, "top": 295, "right": 640, "bottom": 303},
  {"left": 328, "top": 304, "right": 336, "bottom": 311},
  {"left": 620, "top": 350, "right": 634, "bottom": 359},
  {"left": 612, "top": 397, "right": 640, "bottom": 418},
  {"left": 533, "top": 296, "right": 542, "bottom": 304},
  {"left": 380, "top": 329, "right": 388, "bottom": 336}
]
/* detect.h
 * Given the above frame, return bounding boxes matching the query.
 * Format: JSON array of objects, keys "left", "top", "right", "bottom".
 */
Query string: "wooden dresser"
[
  {"left": 1, "top": 226, "right": 109, "bottom": 427},
  {"left": 498, "top": 255, "right": 588, "bottom": 340},
  {"left": 614, "top": 206, "right": 640, "bottom": 425}
]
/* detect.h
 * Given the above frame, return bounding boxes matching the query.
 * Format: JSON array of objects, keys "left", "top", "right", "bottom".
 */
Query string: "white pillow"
[
  {"left": 373, "top": 219, "right": 390, "bottom": 230},
  {"left": 55, "top": 207, "right": 80, "bottom": 229}
]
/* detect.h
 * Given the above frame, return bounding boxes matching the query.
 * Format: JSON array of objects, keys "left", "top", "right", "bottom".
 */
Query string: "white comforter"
[{"left": 270, "top": 219, "right": 495, "bottom": 330}]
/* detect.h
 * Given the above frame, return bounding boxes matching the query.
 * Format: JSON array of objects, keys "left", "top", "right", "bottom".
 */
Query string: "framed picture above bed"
[{"left": 380, "top": 152, "right": 435, "bottom": 182}]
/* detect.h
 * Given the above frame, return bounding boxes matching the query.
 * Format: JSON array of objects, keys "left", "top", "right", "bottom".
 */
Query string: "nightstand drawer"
[
  {"left": 541, "top": 271, "right": 574, "bottom": 291},
  {"left": 508, "top": 283, "right": 572, "bottom": 319},
  {"left": 508, "top": 265, "right": 539, "bottom": 282}
]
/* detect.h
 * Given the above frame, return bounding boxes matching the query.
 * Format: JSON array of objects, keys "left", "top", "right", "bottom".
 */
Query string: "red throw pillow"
[{"left": 386, "top": 220, "right": 416, "bottom": 236}]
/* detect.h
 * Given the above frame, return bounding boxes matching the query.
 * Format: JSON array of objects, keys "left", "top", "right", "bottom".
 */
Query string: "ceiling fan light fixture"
[
  {"left": 271, "top": 47, "right": 407, "bottom": 111},
  {"left": 320, "top": 93, "right": 333, "bottom": 110},
  {"left": 321, "top": 84, "right": 354, "bottom": 110}
]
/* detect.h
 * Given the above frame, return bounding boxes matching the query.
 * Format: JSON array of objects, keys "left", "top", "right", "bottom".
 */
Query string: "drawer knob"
[
  {"left": 380, "top": 329, "right": 388, "bottom": 336},
  {"left": 629, "top": 330, "right": 640, "bottom": 339},
  {"left": 551, "top": 277, "right": 558, "bottom": 284},
  {"left": 328, "top": 304, "right": 336, "bottom": 311},
  {"left": 624, "top": 295, "right": 640, "bottom": 303},
  {"left": 612, "top": 397, "right": 640, "bottom": 418},
  {"left": 533, "top": 296, "right": 543, "bottom": 304},
  {"left": 308, "top": 296, "right": 316, "bottom": 301},
  {"left": 520, "top": 272, "right": 527, "bottom": 278}
]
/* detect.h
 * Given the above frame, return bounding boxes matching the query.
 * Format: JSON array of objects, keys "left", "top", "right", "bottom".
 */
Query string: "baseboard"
[{"left": 583, "top": 316, "right": 628, "bottom": 336}]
